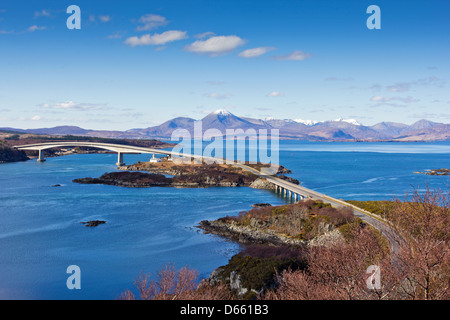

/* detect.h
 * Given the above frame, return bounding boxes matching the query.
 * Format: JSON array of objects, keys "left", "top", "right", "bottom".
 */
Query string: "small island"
[
  {"left": 414, "top": 168, "right": 450, "bottom": 176},
  {"left": 81, "top": 220, "right": 106, "bottom": 227},
  {"left": 73, "top": 158, "right": 298, "bottom": 189}
]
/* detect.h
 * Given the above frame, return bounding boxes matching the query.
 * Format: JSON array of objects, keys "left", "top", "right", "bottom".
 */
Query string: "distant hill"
[
  {"left": 126, "top": 117, "right": 196, "bottom": 138},
  {"left": 2, "top": 110, "right": 449, "bottom": 141}
]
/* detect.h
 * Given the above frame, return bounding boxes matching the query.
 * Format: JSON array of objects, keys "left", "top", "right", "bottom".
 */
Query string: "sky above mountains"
[{"left": 0, "top": 0, "right": 449, "bottom": 130}]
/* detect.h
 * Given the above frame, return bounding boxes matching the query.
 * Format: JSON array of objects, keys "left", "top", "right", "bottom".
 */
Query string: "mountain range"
[{"left": 2, "top": 109, "right": 450, "bottom": 141}]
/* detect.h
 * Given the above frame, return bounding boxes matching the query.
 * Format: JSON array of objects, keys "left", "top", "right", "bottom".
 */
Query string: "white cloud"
[
  {"left": 273, "top": 50, "right": 312, "bottom": 61},
  {"left": 266, "top": 91, "right": 284, "bottom": 97},
  {"left": 238, "top": 46, "right": 276, "bottom": 58},
  {"left": 124, "top": 30, "right": 188, "bottom": 47},
  {"left": 370, "top": 96, "right": 419, "bottom": 103},
  {"left": 34, "top": 10, "right": 51, "bottom": 18},
  {"left": 383, "top": 77, "right": 445, "bottom": 93},
  {"left": 136, "top": 14, "right": 168, "bottom": 31},
  {"left": 204, "top": 92, "right": 232, "bottom": 99},
  {"left": 40, "top": 101, "right": 109, "bottom": 111},
  {"left": 31, "top": 115, "right": 42, "bottom": 121},
  {"left": 99, "top": 15, "right": 111, "bottom": 23},
  {"left": 185, "top": 35, "right": 245, "bottom": 56},
  {"left": 27, "top": 25, "right": 46, "bottom": 32},
  {"left": 195, "top": 31, "right": 215, "bottom": 39}
]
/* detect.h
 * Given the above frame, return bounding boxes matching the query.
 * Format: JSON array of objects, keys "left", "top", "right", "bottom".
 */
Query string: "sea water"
[{"left": 0, "top": 141, "right": 448, "bottom": 299}]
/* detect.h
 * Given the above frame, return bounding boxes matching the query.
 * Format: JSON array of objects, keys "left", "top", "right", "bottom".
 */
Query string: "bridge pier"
[
  {"left": 37, "top": 149, "right": 46, "bottom": 162},
  {"left": 116, "top": 152, "right": 125, "bottom": 166}
]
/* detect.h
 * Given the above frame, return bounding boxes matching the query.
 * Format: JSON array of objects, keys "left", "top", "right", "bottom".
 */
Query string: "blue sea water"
[{"left": 0, "top": 141, "right": 449, "bottom": 299}]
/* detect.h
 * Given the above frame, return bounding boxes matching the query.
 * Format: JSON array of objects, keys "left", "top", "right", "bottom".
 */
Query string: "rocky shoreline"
[
  {"left": 414, "top": 168, "right": 450, "bottom": 176},
  {"left": 196, "top": 200, "right": 353, "bottom": 298},
  {"left": 197, "top": 217, "right": 344, "bottom": 249},
  {"left": 198, "top": 219, "right": 307, "bottom": 247}
]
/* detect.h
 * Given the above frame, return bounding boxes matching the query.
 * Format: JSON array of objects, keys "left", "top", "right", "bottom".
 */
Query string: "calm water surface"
[{"left": 0, "top": 141, "right": 449, "bottom": 299}]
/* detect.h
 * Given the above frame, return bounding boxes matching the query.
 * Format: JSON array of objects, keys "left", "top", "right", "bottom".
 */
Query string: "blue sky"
[{"left": 0, "top": 0, "right": 449, "bottom": 130}]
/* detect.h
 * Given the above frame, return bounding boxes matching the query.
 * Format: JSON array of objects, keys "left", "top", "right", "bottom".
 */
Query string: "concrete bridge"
[
  {"left": 14, "top": 141, "right": 191, "bottom": 166},
  {"left": 14, "top": 141, "right": 397, "bottom": 250}
]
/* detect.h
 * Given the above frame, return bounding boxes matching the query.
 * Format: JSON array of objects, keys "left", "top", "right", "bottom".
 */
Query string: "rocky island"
[
  {"left": 81, "top": 220, "right": 106, "bottom": 227},
  {"left": 74, "top": 158, "right": 297, "bottom": 189},
  {"left": 414, "top": 168, "right": 450, "bottom": 176}
]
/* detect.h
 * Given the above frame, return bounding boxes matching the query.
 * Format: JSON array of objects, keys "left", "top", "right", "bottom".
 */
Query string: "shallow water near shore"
[{"left": 0, "top": 140, "right": 449, "bottom": 299}]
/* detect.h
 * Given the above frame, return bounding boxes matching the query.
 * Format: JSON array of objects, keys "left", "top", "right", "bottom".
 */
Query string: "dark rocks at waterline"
[
  {"left": 52, "top": 184, "right": 62, "bottom": 187},
  {"left": 73, "top": 170, "right": 258, "bottom": 188},
  {"left": 197, "top": 220, "right": 306, "bottom": 247},
  {"left": 278, "top": 175, "right": 300, "bottom": 185},
  {"left": 73, "top": 172, "right": 171, "bottom": 188},
  {"left": 81, "top": 220, "right": 106, "bottom": 227},
  {"left": 251, "top": 203, "right": 272, "bottom": 208}
]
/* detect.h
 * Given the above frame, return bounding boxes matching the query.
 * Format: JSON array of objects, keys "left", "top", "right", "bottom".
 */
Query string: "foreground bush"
[
  {"left": 119, "top": 263, "right": 233, "bottom": 300},
  {"left": 265, "top": 188, "right": 449, "bottom": 300}
]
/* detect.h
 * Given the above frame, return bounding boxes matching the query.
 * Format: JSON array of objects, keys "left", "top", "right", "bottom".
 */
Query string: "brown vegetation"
[
  {"left": 121, "top": 188, "right": 449, "bottom": 300},
  {"left": 266, "top": 188, "right": 449, "bottom": 300},
  {"left": 119, "top": 264, "right": 233, "bottom": 300},
  {"left": 218, "top": 200, "right": 355, "bottom": 240}
]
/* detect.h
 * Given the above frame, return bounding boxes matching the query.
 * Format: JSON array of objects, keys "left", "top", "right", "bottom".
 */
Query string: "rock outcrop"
[
  {"left": 414, "top": 168, "right": 450, "bottom": 176},
  {"left": 249, "top": 178, "right": 275, "bottom": 190},
  {"left": 198, "top": 219, "right": 306, "bottom": 247},
  {"left": 81, "top": 220, "right": 106, "bottom": 227},
  {"left": 0, "top": 145, "right": 29, "bottom": 163}
]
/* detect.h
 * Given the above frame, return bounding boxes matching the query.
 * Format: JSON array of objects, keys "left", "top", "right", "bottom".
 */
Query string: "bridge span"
[
  {"left": 14, "top": 141, "right": 192, "bottom": 166},
  {"left": 14, "top": 141, "right": 396, "bottom": 249}
]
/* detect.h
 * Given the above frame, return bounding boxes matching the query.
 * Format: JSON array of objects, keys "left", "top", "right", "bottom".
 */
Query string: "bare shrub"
[
  {"left": 318, "top": 206, "right": 355, "bottom": 226},
  {"left": 118, "top": 263, "right": 233, "bottom": 300},
  {"left": 266, "top": 188, "right": 450, "bottom": 300},
  {"left": 388, "top": 188, "right": 450, "bottom": 300},
  {"left": 265, "top": 227, "right": 393, "bottom": 300}
]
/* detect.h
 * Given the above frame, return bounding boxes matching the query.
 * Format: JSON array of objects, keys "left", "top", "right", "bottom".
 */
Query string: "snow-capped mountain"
[
  {"left": 332, "top": 118, "right": 361, "bottom": 126},
  {"left": 293, "top": 118, "right": 361, "bottom": 126},
  {"left": 4, "top": 109, "right": 449, "bottom": 141},
  {"left": 293, "top": 118, "right": 319, "bottom": 126}
]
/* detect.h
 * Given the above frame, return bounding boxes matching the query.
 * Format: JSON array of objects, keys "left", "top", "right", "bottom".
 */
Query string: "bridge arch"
[{"left": 14, "top": 142, "right": 177, "bottom": 165}]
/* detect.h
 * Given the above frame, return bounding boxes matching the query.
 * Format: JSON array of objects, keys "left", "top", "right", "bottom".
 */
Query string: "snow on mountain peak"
[
  {"left": 293, "top": 118, "right": 319, "bottom": 126},
  {"left": 333, "top": 118, "right": 361, "bottom": 126},
  {"left": 212, "top": 109, "right": 232, "bottom": 116}
]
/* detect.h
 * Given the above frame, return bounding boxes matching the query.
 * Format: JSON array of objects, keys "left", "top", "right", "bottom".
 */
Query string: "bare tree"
[{"left": 387, "top": 188, "right": 450, "bottom": 300}]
